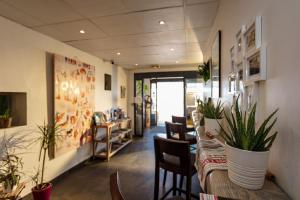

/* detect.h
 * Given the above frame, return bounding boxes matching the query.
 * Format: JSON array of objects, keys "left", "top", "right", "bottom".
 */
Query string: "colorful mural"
[{"left": 54, "top": 54, "right": 95, "bottom": 157}]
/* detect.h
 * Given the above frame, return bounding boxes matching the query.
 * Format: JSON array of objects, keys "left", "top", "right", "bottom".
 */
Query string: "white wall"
[
  {"left": 0, "top": 16, "right": 127, "bottom": 196},
  {"left": 127, "top": 65, "right": 197, "bottom": 132},
  {"left": 205, "top": 0, "right": 300, "bottom": 199}
]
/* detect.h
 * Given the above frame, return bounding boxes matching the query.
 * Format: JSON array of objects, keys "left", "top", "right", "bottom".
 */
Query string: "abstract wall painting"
[{"left": 54, "top": 54, "right": 95, "bottom": 157}]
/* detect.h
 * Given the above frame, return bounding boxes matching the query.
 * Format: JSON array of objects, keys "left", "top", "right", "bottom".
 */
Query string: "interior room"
[{"left": 0, "top": 0, "right": 299, "bottom": 200}]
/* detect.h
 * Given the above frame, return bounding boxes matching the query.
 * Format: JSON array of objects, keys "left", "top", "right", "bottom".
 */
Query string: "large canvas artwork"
[{"left": 54, "top": 54, "right": 95, "bottom": 157}]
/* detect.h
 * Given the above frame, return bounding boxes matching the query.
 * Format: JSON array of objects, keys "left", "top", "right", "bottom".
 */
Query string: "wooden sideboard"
[{"left": 92, "top": 118, "right": 132, "bottom": 161}]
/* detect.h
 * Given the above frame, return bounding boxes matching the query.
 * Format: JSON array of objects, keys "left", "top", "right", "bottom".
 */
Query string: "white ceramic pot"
[
  {"left": 204, "top": 117, "right": 222, "bottom": 136},
  {"left": 225, "top": 143, "right": 270, "bottom": 190}
]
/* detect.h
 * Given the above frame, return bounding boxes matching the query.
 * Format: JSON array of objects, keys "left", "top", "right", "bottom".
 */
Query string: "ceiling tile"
[
  {"left": 155, "top": 30, "right": 185, "bottom": 45},
  {"left": 137, "top": 7, "right": 184, "bottom": 33},
  {"left": 63, "top": 0, "right": 128, "bottom": 18},
  {"left": 92, "top": 13, "right": 142, "bottom": 36},
  {"left": 123, "top": 0, "right": 182, "bottom": 11},
  {"left": 185, "top": 2, "right": 219, "bottom": 28},
  {"left": 4, "top": 0, "right": 83, "bottom": 24},
  {"left": 34, "top": 20, "right": 107, "bottom": 42},
  {"left": 0, "top": 1, "right": 44, "bottom": 27}
]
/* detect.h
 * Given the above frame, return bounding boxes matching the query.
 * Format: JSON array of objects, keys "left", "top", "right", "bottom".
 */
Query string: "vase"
[
  {"left": 32, "top": 183, "right": 52, "bottom": 200},
  {"left": 225, "top": 143, "right": 270, "bottom": 190},
  {"left": 204, "top": 117, "right": 222, "bottom": 136},
  {"left": 0, "top": 117, "right": 12, "bottom": 128}
]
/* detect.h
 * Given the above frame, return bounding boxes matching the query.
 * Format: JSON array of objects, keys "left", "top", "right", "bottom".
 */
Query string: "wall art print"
[{"left": 54, "top": 54, "right": 95, "bottom": 157}]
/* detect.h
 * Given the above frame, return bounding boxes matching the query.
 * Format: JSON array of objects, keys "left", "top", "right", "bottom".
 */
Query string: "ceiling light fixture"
[
  {"left": 176, "top": 61, "right": 179, "bottom": 63},
  {"left": 135, "top": 64, "right": 138, "bottom": 66},
  {"left": 79, "top": 30, "right": 85, "bottom": 34},
  {"left": 159, "top": 20, "right": 166, "bottom": 25},
  {"left": 116, "top": 52, "right": 121, "bottom": 55},
  {"left": 170, "top": 48, "right": 175, "bottom": 51}
]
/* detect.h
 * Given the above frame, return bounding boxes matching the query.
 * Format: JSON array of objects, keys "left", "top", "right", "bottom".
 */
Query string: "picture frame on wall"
[
  {"left": 211, "top": 30, "right": 221, "bottom": 98},
  {"left": 104, "top": 74, "right": 112, "bottom": 90},
  {"left": 244, "top": 16, "right": 262, "bottom": 57},
  {"left": 235, "top": 25, "right": 246, "bottom": 64},
  {"left": 236, "top": 61, "right": 244, "bottom": 91},
  {"left": 230, "top": 46, "right": 235, "bottom": 72},
  {"left": 120, "top": 86, "right": 126, "bottom": 98},
  {"left": 245, "top": 45, "right": 267, "bottom": 82}
]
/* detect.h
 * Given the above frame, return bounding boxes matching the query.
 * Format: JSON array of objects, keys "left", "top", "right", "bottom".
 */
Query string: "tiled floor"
[{"left": 24, "top": 126, "right": 201, "bottom": 200}]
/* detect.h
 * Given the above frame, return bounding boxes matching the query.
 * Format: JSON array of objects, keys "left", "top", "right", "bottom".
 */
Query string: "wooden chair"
[
  {"left": 171, "top": 116, "right": 195, "bottom": 133},
  {"left": 154, "top": 136, "right": 197, "bottom": 200},
  {"left": 110, "top": 172, "right": 125, "bottom": 200}
]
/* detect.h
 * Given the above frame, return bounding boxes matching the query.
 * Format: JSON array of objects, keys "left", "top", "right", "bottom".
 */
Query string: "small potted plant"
[
  {"left": 0, "top": 144, "right": 23, "bottom": 193},
  {"left": 202, "top": 100, "right": 224, "bottom": 135},
  {"left": 198, "top": 60, "right": 210, "bottom": 84},
  {"left": 0, "top": 109, "right": 12, "bottom": 128},
  {"left": 31, "top": 122, "right": 61, "bottom": 200},
  {"left": 218, "top": 97, "right": 278, "bottom": 190}
]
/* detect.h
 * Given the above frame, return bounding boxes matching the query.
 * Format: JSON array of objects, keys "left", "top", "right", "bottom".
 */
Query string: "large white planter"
[
  {"left": 225, "top": 143, "right": 270, "bottom": 190},
  {"left": 204, "top": 117, "right": 222, "bottom": 136}
]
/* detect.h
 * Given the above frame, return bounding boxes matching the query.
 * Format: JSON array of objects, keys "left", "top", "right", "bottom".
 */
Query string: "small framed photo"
[
  {"left": 245, "top": 45, "right": 267, "bottom": 82},
  {"left": 236, "top": 61, "right": 244, "bottom": 91},
  {"left": 235, "top": 25, "right": 247, "bottom": 63},
  {"left": 228, "top": 73, "right": 236, "bottom": 94},
  {"left": 120, "top": 86, "right": 126, "bottom": 98},
  {"left": 244, "top": 16, "right": 262, "bottom": 56},
  {"left": 104, "top": 74, "right": 111, "bottom": 90},
  {"left": 230, "top": 46, "right": 235, "bottom": 72}
]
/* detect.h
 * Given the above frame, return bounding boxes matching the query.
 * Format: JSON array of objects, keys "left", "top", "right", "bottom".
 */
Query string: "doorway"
[
  {"left": 156, "top": 80, "right": 184, "bottom": 126},
  {"left": 134, "top": 71, "right": 202, "bottom": 136}
]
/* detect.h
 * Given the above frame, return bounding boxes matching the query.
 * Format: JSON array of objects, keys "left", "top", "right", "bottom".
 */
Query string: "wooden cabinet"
[{"left": 92, "top": 118, "right": 132, "bottom": 161}]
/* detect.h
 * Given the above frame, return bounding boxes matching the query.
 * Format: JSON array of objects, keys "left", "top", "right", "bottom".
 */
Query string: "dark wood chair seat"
[
  {"left": 110, "top": 172, "right": 125, "bottom": 200},
  {"left": 154, "top": 136, "right": 198, "bottom": 200}
]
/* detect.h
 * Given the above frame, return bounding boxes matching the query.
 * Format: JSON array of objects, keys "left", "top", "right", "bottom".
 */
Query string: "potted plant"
[
  {"left": 0, "top": 143, "right": 23, "bottom": 193},
  {"left": 31, "top": 122, "right": 61, "bottom": 200},
  {"left": 0, "top": 109, "right": 12, "bottom": 128},
  {"left": 218, "top": 97, "right": 278, "bottom": 190},
  {"left": 202, "top": 100, "right": 224, "bottom": 135},
  {"left": 198, "top": 60, "right": 210, "bottom": 83}
]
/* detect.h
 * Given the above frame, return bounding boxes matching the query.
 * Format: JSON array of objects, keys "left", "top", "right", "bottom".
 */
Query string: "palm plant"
[
  {"left": 219, "top": 96, "right": 278, "bottom": 151},
  {"left": 202, "top": 100, "right": 224, "bottom": 119},
  {"left": 198, "top": 60, "right": 210, "bottom": 83},
  {"left": 33, "top": 122, "right": 62, "bottom": 190}
]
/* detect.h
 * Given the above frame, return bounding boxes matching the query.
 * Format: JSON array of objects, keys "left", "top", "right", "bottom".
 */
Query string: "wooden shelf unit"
[{"left": 92, "top": 118, "right": 132, "bottom": 161}]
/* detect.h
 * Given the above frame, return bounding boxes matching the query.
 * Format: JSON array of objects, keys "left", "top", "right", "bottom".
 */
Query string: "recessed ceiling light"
[
  {"left": 79, "top": 30, "right": 85, "bottom": 34},
  {"left": 116, "top": 52, "right": 121, "bottom": 55},
  {"left": 135, "top": 64, "right": 138, "bottom": 66},
  {"left": 170, "top": 48, "right": 175, "bottom": 51},
  {"left": 176, "top": 61, "right": 179, "bottom": 63},
  {"left": 159, "top": 20, "right": 166, "bottom": 25}
]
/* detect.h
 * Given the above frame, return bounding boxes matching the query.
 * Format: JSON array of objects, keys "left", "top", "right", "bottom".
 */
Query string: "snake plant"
[
  {"left": 202, "top": 100, "right": 224, "bottom": 119},
  {"left": 219, "top": 96, "right": 278, "bottom": 152}
]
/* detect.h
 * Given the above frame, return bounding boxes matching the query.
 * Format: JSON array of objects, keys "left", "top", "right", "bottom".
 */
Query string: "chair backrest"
[
  {"left": 172, "top": 115, "right": 187, "bottom": 132},
  {"left": 165, "top": 121, "right": 186, "bottom": 140},
  {"left": 154, "top": 135, "right": 191, "bottom": 175},
  {"left": 110, "top": 172, "right": 125, "bottom": 200}
]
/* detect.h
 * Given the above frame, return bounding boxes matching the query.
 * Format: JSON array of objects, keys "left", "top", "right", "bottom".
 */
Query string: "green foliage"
[
  {"left": 198, "top": 60, "right": 210, "bottom": 83},
  {"left": 202, "top": 100, "right": 224, "bottom": 119},
  {"left": 0, "top": 141, "right": 23, "bottom": 190},
  {"left": 219, "top": 96, "right": 278, "bottom": 152},
  {"left": 33, "top": 122, "right": 62, "bottom": 189},
  {"left": 0, "top": 109, "right": 10, "bottom": 119},
  {"left": 0, "top": 95, "right": 10, "bottom": 117}
]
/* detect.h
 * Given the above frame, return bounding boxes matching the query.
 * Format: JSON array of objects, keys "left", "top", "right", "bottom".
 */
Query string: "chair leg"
[
  {"left": 163, "top": 170, "right": 167, "bottom": 186},
  {"left": 172, "top": 172, "right": 177, "bottom": 196},
  {"left": 186, "top": 175, "right": 191, "bottom": 200},
  {"left": 154, "top": 166, "right": 160, "bottom": 200},
  {"left": 179, "top": 175, "right": 184, "bottom": 196}
]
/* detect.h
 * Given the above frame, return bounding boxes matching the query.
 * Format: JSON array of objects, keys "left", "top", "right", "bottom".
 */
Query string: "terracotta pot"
[
  {"left": 32, "top": 183, "right": 52, "bottom": 200},
  {"left": 0, "top": 117, "right": 12, "bottom": 128},
  {"left": 225, "top": 144, "right": 269, "bottom": 190}
]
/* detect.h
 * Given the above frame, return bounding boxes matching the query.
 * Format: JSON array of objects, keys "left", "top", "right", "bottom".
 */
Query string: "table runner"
[
  {"left": 200, "top": 193, "right": 237, "bottom": 200},
  {"left": 195, "top": 138, "right": 227, "bottom": 191}
]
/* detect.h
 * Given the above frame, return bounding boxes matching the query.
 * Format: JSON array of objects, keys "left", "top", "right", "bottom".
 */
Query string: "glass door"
[{"left": 134, "top": 79, "right": 143, "bottom": 136}]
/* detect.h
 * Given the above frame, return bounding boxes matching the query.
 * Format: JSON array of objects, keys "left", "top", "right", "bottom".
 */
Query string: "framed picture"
[
  {"left": 211, "top": 30, "right": 221, "bottom": 98},
  {"left": 235, "top": 25, "right": 246, "bottom": 63},
  {"left": 120, "top": 86, "right": 126, "bottom": 98},
  {"left": 104, "top": 74, "right": 111, "bottom": 90},
  {"left": 236, "top": 61, "right": 244, "bottom": 91},
  {"left": 228, "top": 73, "right": 236, "bottom": 94},
  {"left": 244, "top": 16, "right": 262, "bottom": 56},
  {"left": 230, "top": 46, "right": 235, "bottom": 72},
  {"left": 245, "top": 45, "right": 267, "bottom": 81}
]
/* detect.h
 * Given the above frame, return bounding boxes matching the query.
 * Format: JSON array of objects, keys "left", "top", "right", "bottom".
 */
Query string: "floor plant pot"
[
  {"left": 204, "top": 117, "right": 222, "bottom": 136},
  {"left": 225, "top": 144, "right": 270, "bottom": 190},
  {"left": 32, "top": 183, "right": 52, "bottom": 200},
  {"left": 0, "top": 117, "right": 12, "bottom": 128}
]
